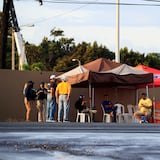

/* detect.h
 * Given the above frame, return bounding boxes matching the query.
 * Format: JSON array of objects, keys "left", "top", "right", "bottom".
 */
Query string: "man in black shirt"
[{"left": 46, "top": 75, "right": 57, "bottom": 122}]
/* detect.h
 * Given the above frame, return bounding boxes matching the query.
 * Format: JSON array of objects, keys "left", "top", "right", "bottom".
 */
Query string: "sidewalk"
[{"left": 0, "top": 122, "right": 160, "bottom": 133}]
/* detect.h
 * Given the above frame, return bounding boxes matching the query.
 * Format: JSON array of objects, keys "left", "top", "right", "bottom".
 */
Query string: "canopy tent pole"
[
  {"left": 89, "top": 83, "right": 92, "bottom": 109},
  {"left": 146, "top": 85, "right": 149, "bottom": 97},
  {"left": 92, "top": 86, "right": 95, "bottom": 108},
  {"left": 136, "top": 88, "right": 139, "bottom": 105},
  {"left": 115, "top": 87, "right": 118, "bottom": 103},
  {"left": 151, "top": 83, "right": 155, "bottom": 123}
]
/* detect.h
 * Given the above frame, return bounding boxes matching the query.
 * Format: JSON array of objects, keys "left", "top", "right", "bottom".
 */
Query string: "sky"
[{"left": 1, "top": 0, "right": 160, "bottom": 54}]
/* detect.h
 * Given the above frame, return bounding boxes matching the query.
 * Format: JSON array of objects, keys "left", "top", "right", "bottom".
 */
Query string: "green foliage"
[
  {"left": 22, "top": 64, "right": 31, "bottom": 71},
  {"left": 22, "top": 62, "right": 46, "bottom": 71},
  {"left": 145, "top": 53, "right": 160, "bottom": 69},
  {"left": 31, "top": 62, "right": 46, "bottom": 71},
  {"left": 4, "top": 26, "right": 160, "bottom": 71},
  {"left": 120, "top": 47, "right": 145, "bottom": 66}
]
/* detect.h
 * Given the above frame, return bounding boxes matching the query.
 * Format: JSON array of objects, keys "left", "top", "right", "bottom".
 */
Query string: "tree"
[
  {"left": 120, "top": 47, "right": 145, "bottom": 66},
  {"left": 145, "top": 53, "right": 160, "bottom": 69},
  {"left": 4, "top": 25, "right": 160, "bottom": 71},
  {"left": 31, "top": 62, "right": 46, "bottom": 71},
  {"left": 25, "top": 43, "right": 41, "bottom": 65},
  {"left": 50, "top": 28, "right": 64, "bottom": 41}
]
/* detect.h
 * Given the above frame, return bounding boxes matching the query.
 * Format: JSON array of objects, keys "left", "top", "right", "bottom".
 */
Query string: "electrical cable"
[
  {"left": 14, "top": 0, "right": 160, "bottom": 6},
  {"left": 143, "top": 0, "right": 160, "bottom": 2},
  {"left": 41, "top": 0, "right": 160, "bottom": 6}
]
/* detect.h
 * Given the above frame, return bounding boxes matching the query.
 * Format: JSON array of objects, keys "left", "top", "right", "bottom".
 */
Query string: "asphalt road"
[{"left": 1, "top": 122, "right": 160, "bottom": 160}]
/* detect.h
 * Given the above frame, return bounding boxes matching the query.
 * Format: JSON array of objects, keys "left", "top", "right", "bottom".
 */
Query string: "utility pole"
[
  {"left": 115, "top": 0, "right": 120, "bottom": 63},
  {"left": 12, "top": 29, "right": 15, "bottom": 70},
  {"left": 0, "top": 0, "right": 11, "bottom": 69},
  {"left": 0, "top": 0, "right": 40, "bottom": 69}
]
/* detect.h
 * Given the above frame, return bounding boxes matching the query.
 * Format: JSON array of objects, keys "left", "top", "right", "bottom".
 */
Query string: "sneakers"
[
  {"left": 63, "top": 120, "right": 69, "bottom": 123},
  {"left": 140, "top": 120, "right": 148, "bottom": 124},
  {"left": 46, "top": 119, "right": 56, "bottom": 122},
  {"left": 140, "top": 120, "right": 145, "bottom": 123}
]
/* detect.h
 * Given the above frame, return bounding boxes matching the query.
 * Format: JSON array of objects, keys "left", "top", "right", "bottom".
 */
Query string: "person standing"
[
  {"left": 36, "top": 82, "right": 48, "bottom": 122},
  {"left": 56, "top": 76, "right": 71, "bottom": 122},
  {"left": 23, "top": 81, "right": 36, "bottom": 122},
  {"left": 134, "top": 92, "right": 152, "bottom": 123},
  {"left": 46, "top": 75, "right": 57, "bottom": 122}
]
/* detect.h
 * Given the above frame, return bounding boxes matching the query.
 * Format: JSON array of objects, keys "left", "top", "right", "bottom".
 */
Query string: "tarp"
[
  {"left": 58, "top": 58, "right": 153, "bottom": 113},
  {"left": 135, "top": 64, "right": 160, "bottom": 87},
  {"left": 59, "top": 58, "right": 153, "bottom": 87},
  {"left": 83, "top": 58, "right": 122, "bottom": 72}
]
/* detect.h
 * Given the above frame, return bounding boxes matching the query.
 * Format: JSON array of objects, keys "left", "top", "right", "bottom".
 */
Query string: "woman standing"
[{"left": 23, "top": 81, "right": 36, "bottom": 121}]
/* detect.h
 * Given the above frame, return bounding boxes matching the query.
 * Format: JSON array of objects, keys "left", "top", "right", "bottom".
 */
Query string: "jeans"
[
  {"left": 66, "top": 100, "right": 70, "bottom": 121},
  {"left": 105, "top": 107, "right": 117, "bottom": 122},
  {"left": 46, "top": 94, "right": 56, "bottom": 120},
  {"left": 58, "top": 95, "right": 69, "bottom": 121}
]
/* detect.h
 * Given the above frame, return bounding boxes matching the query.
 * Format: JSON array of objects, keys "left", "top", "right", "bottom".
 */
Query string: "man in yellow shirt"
[
  {"left": 134, "top": 93, "right": 152, "bottom": 123},
  {"left": 56, "top": 76, "right": 71, "bottom": 122}
]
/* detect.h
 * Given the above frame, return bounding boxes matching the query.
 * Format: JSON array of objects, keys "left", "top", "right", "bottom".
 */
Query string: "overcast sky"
[{"left": 1, "top": 0, "right": 160, "bottom": 54}]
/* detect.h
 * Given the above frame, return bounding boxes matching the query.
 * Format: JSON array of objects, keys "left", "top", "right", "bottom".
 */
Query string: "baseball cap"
[
  {"left": 79, "top": 95, "right": 84, "bottom": 99},
  {"left": 61, "top": 76, "right": 67, "bottom": 81},
  {"left": 50, "top": 75, "right": 56, "bottom": 79}
]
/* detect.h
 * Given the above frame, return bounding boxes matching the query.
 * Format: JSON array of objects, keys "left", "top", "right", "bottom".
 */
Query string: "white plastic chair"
[
  {"left": 126, "top": 104, "right": 136, "bottom": 123},
  {"left": 115, "top": 103, "right": 134, "bottom": 123},
  {"left": 101, "top": 104, "right": 111, "bottom": 123},
  {"left": 76, "top": 110, "right": 90, "bottom": 123}
]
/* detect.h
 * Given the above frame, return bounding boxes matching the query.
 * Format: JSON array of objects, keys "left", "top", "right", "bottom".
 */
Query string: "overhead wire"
[
  {"left": 143, "top": 0, "right": 160, "bottom": 2},
  {"left": 14, "top": 0, "right": 160, "bottom": 6},
  {"left": 41, "top": 0, "right": 160, "bottom": 6},
  {"left": 15, "top": 0, "right": 160, "bottom": 26},
  {"left": 23, "top": 0, "right": 100, "bottom": 25}
]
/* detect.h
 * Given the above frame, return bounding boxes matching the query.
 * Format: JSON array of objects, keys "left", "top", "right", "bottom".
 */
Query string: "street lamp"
[
  {"left": 72, "top": 58, "right": 84, "bottom": 73},
  {"left": 72, "top": 58, "right": 81, "bottom": 66}
]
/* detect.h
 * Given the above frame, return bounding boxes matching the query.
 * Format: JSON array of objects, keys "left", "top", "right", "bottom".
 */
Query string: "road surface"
[{"left": 0, "top": 122, "right": 160, "bottom": 160}]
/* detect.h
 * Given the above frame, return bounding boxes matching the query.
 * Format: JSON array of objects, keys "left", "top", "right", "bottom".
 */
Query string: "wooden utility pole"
[{"left": 0, "top": 0, "right": 12, "bottom": 69}]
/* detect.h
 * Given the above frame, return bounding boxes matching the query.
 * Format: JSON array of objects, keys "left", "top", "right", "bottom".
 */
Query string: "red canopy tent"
[
  {"left": 135, "top": 64, "right": 160, "bottom": 123},
  {"left": 135, "top": 64, "right": 160, "bottom": 87}
]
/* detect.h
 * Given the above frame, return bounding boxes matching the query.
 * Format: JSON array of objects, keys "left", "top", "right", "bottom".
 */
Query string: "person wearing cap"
[
  {"left": 75, "top": 95, "right": 88, "bottom": 113},
  {"left": 134, "top": 93, "right": 152, "bottom": 123},
  {"left": 36, "top": 82, "right": 48, "bottom": 122},
  {"left": 101, "top": 94, "right": 117, "bottom": 122},
  {"left": 55, "top": 76, "right": 71, "bottom": 122},
  {"left": 23, "top": 81, "right": 36, "bottom": 121},
  {"left": 46, "top": 75, "right": 57, "bottom": 122}
]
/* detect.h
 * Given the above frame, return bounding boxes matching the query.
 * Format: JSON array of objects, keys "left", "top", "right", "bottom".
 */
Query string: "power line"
[
  {"left": 16, "top": 0, "right": 160, "bottom": 26},
  {"left": 13, "top": 0, "right": 160, "bottom": 6},
  {"left": 144, "top": 0, "right": 160, "bottom": 2},
  {"left": 41, "top": 0, "right": 160, "bottom": 6}
]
